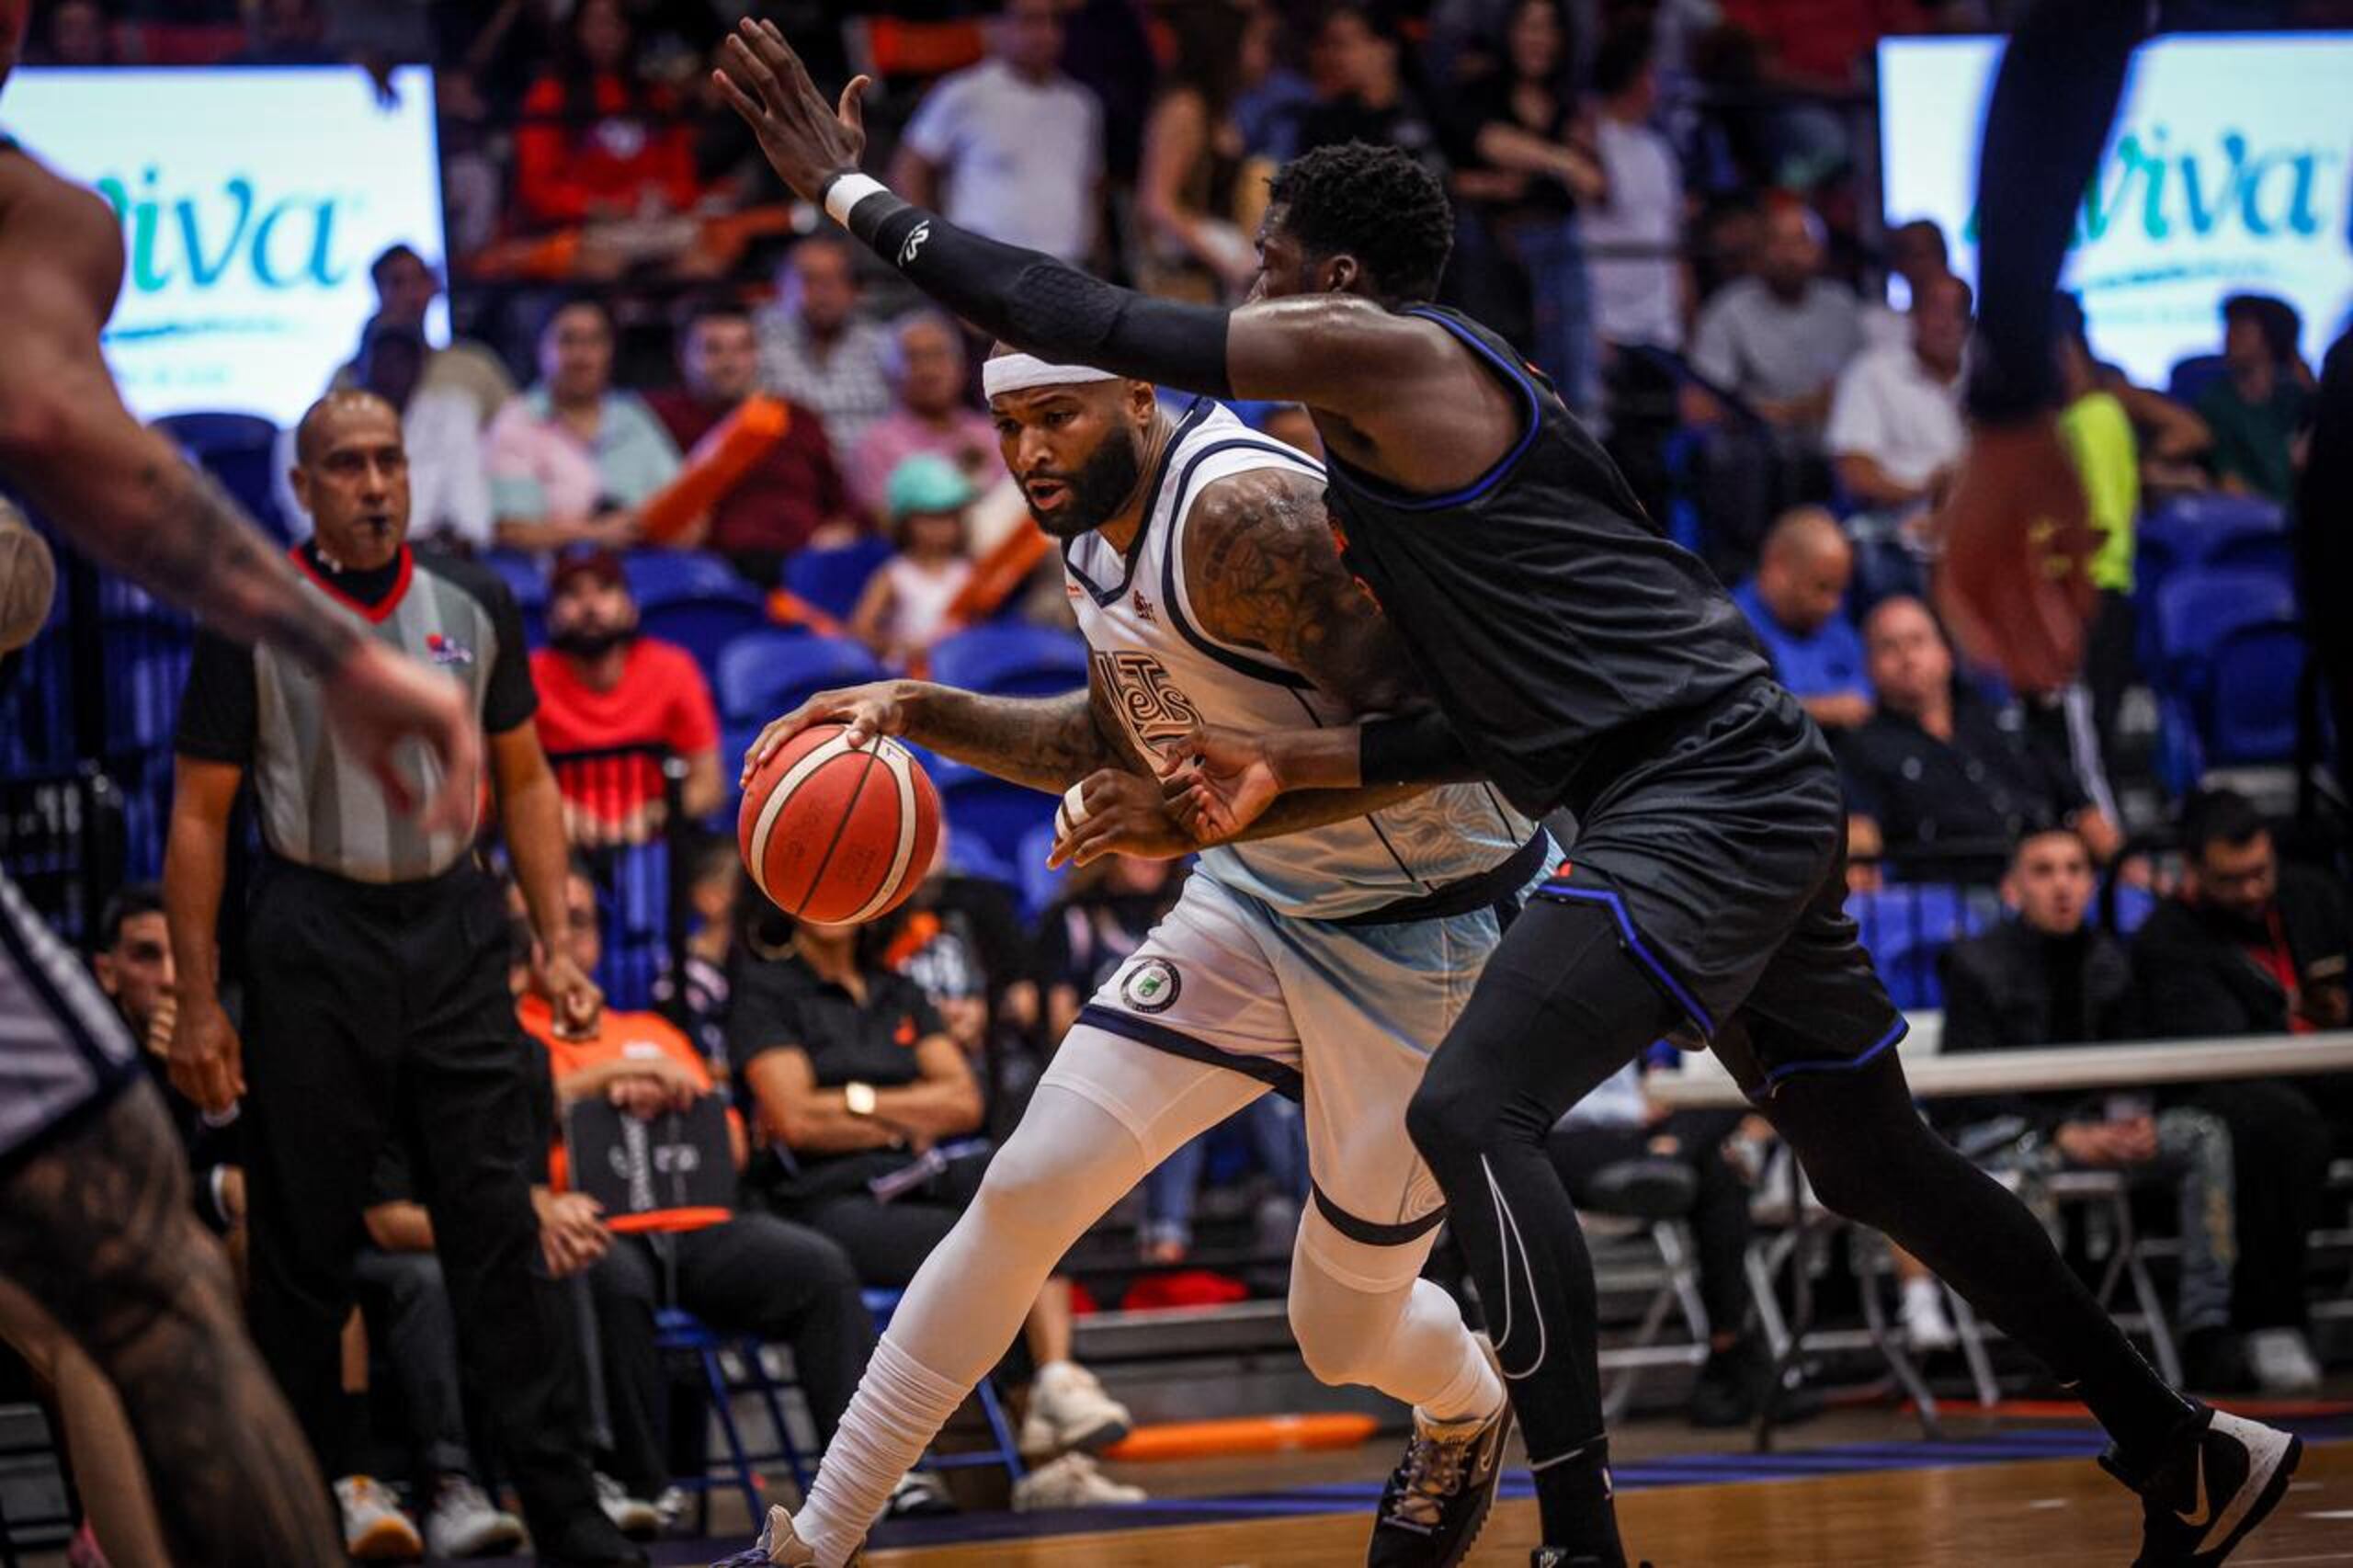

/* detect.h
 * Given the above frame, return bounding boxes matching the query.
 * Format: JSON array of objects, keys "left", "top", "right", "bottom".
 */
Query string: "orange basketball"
[{"left": 738, "top": 725, "right": 941, "bottom": 924}]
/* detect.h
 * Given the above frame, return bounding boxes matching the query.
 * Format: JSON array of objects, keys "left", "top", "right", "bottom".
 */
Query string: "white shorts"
[{"left": 1045, "top": 860, "right": 1545, "bottom": 1258}]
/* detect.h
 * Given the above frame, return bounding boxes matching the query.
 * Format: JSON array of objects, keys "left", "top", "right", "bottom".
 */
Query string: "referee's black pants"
[{"left": 242, "top": 859, "right": 598, "bottom": 1532}]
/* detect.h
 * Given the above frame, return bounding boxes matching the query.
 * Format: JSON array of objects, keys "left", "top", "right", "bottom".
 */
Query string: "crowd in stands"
[{"left": 6, "top": 0, "right": 2349, "bottom": 1558}]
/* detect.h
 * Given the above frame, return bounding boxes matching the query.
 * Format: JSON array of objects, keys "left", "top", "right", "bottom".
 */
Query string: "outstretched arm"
[{"left": 710, "top": 20, "right": 1438, "bottom": 420}]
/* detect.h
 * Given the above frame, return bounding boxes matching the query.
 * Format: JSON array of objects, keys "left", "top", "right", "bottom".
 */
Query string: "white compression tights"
[{"left": 792, "top": 1026, "right": 1503, "bottom": 1568}]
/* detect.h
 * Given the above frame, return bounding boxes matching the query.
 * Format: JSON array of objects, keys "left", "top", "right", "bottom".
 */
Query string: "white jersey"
[{"left": 1064, "top": 401, "right": 1535, "bottom": 921}]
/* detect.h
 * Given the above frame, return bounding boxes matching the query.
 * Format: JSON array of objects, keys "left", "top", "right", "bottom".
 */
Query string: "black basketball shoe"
[
  {"left": 1368, "top": 1378, "right": 1513, "bottom": 1565},
  {"left": 2102, "top": 1403, "right": 2302, "bottom": 1566}
]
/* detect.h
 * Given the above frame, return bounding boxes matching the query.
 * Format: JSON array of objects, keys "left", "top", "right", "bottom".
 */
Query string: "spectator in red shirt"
[
  {"left": 645, "top": 299, "right": 861, "bottom": 588},
  {"left": 514, "top": 0, "right": 703, "bottom": 230},
  {"left": 530, "top": 550, "right": 723, "bottom": 841}
]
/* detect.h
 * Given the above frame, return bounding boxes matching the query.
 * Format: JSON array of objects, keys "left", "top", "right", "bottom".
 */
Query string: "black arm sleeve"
[
  {"left": 1963, "top": 0, "right": 2149, "bottom": 423},
  {"left": 835, "top": 187, "right": 1236, "bottom": 398},
  {"left": 173, "top": 630, "right": 258, "bottom": 766},
  {"left": 1359, "top": 710, "right": 1481, "bottom": 786}
]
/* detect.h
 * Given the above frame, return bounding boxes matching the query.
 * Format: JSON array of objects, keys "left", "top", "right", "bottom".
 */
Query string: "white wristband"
[{"left": 823, "top": 173, "right": 890, "bottom": 229}]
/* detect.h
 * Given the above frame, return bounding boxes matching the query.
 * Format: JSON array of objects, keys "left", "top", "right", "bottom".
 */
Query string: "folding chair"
[{"left": 654, "top": 1307, "right": 815, "bottom": 1528}]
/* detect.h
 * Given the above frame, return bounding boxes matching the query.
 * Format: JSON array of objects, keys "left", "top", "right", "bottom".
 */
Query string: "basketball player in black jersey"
[{"left": 713, "top": 21, "right": 2302, "bottom": 1567}]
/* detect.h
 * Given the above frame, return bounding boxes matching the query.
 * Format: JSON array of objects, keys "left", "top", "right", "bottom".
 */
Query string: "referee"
[{"left": 162, "top": 392, "right": 643, "bottom": 1568}]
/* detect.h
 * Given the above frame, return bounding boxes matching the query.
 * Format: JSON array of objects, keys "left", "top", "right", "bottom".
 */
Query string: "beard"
[
  {"left": 551, "top": 624, "right": 636, "bottom": 660},
  {"left": 1024, "top": 427, "right": 1144, "bottom": 540}
]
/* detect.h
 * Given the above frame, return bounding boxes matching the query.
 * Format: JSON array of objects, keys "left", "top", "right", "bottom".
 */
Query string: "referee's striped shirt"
[{"left": 174, "top": 543, "right": 537, "bottom": 885}]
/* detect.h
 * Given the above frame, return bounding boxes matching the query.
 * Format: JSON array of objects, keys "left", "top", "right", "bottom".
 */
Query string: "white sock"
[{"left": 796, "top": 1335, "right": 968, "bottom": 1568}]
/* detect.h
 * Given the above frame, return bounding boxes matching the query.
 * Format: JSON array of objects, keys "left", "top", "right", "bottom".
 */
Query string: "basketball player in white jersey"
[{"left": 720, "top": 351, "right": 1556, "bottom": 1568}]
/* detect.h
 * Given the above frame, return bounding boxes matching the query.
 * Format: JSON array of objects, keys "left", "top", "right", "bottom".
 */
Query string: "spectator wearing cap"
[
  {"left": 2197, "top": 293, "right": 2313, "bottom": 501},
  {"left": 645, "top": 298, "right": 860, "bottom": 587},
  {"left": 530, "top": 550, "right": 723, "bottom": 844},
  {"left": 849, "top": 314, "right": 1000, "bottom": 525},
  {"left": 287, "top": 314, "right": 493, "bottom": 555},
  {"left": 487, "top": 298, "right": 681, "bottom": 556},
  {"left": 890, "top": 0, "right": 1106, "bottom": 268},
  {"left": 756, "top": 237, "right": 898, "bottom": 458},
  {"left": 1728, "top": 506, "right": 1869, "bottom": 732},
  {"left": 851, "top": 457, "right": 977, "bottom": 671},
  {"left": 1839, "top": 596, "right": 2119, "bottom": 881}
]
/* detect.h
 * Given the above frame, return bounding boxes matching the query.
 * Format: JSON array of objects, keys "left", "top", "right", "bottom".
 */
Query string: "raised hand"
[
  {"left": 740, "top": 681, "right": 912, "bottom": 784},
  {"left": 1929, "top": 418, "right": 2097, "bottom": 694},
  {"left": 711, "top": 18, "right": 872, "bottom": 203}
]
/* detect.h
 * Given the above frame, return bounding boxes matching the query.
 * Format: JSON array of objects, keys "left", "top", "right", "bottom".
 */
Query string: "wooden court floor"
[{"left": 867, "top": 1439, "right": 2353, "bottom": 1566}]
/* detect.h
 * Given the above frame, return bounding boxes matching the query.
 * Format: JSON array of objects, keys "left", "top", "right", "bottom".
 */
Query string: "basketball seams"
[
  {"left": 846, "top": 741, "right": 922, "bottom": 924},
  {"left": 792, "top": 744, "right": 884, "bottom": 917},
  {"left": 745, "top": 733, "right": 853, "bottom": 903}
]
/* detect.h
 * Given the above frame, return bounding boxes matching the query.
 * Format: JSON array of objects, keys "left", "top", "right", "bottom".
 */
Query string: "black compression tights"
[{"left": 1406, "top": 900, "right": 2189, "bottom": 1561}]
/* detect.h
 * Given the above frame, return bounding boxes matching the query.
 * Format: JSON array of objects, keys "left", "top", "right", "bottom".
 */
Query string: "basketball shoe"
[
  {"left": 2105, "top": 1403, "right": 2302, "bottom": 1566},
  {"left": 1369, "top": 1339, "right": 1513, "bottom": 1566},
  {"left": 708, "top": 1506, "right": 858, "bottom": 1568}
]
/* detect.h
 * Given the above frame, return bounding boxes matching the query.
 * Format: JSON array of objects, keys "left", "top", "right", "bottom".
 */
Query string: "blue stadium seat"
[
  {"left": 714, "top": 631, "right": 881, "bottom": 724},
  {"left": 2203, "top": 623, "right": 2307, "bottom": 767},
  {"left": 2104, "top": 881, "right": 2158, "bottom": 937},
  {"left": 1851, "top": 884, "right": 1989, "bottom": 1011},
  {"left": 943, "top": 829, "right": 1015, "bottom": 888},
  {"left": 2148, "top": 567, "right": 2299, "bottom": 688},
  {"left": 621, "top": 550, "right": 750, "bottom": 609},
  {"left": 2165, "top": 353, "right": 2228, "bottom": 406},
  {"left": 2137, "top": 494, "right": 2289, "bottom": 581},
  {"left": 640, "top": 596, "right": 769, "bottom": 672},
  {"left": 155, "top": 411, "right": 290, "bottom": 543},
  {"left": 929, "top": 625, "right": 1089, "bottom": 699},
  {"left": 1015, "top": 820, "right": 1069, "bottom": 922},
  {"left": 934, "top": 759, "right": 1056, "bottom": 862},
  {"left": 479, "top": 549, "right": 550, "bottom": 609},
  {"left": 786, "top": 538, "right": 892, "bottom": 623}
]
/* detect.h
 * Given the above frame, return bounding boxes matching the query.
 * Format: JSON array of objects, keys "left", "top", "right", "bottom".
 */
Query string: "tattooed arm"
[
  {"left": 0, "top": 161, "right": 480, "bottom": 829},
  {"left": 740, "top": 657, "right": 1124, "bottom": 795}
]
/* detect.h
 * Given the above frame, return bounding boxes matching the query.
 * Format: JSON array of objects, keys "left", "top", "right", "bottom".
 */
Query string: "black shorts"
[{"left": 1539, "top": 680, "right": 1904, "bottom": 1095}]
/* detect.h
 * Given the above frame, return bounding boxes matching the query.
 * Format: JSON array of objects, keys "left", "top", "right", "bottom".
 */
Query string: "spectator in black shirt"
[
  {"left": 1296, "top": 4, "right": 1449, "bottom": 187},
  {"left": 2128, "top": 790, "right": 2340, "bottom": 1394},
  {"left": 728, "top": 910, "right": 1142, "bottom": 1508},
  {"left": 1839, "top": 596, "right": 2120, "bottom": 881},
  {"left": 1936, "top": 828, "right": 2243, "bottom": 1390}
]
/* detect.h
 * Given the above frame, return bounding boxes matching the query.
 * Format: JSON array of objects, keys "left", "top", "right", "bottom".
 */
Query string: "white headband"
[{"left": 982, "top": 353, "right": 1121, "bottom": 399}]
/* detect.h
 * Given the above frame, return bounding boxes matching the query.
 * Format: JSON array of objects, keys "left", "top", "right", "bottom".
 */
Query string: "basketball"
[
  {"left": 0, "top": 509, "right": 56, "bottom": 654},
  {"left": 737, "top": 724, "right": 941, "bottom": 924}
]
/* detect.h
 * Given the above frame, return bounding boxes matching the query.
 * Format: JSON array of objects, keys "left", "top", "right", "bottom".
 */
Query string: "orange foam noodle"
[
  {"left": 945, "top": 519, "right": 1051, "bottom": 629},
  {"left": 1101, "top": 1413, "right": 1380, "bottom": 1462},
  {"left": 639, "top": 395, "right": 791, "bottom": 544}
]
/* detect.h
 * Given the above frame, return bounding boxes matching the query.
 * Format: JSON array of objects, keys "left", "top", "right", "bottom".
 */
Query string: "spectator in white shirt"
[
  {"left": 755, "top": 235, "right": 897, "bottom": 457},
  {"left": 1688, "top": 199, "right": 1860, "bottom": 432},
  {"left": 1584, "top": 22, "right": 1688, "bottom": 354},
  {"left": 889, "top": 0, "right": 1106, "bottom": 267},
  {"left": 1827, "top": 272, "right": 1971, "bottom": 520},
  {"left": 279, "top": 317, "right": 492, "bottom": 553}
]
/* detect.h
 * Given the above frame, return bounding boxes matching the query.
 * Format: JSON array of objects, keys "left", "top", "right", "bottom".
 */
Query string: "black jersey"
[{"left": 1323, "top": 306, "right": 1770, "bottom": 817}]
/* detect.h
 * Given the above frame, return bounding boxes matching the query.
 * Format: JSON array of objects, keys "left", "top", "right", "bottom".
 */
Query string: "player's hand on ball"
[
  {"left": 1930, "top": 418, "right": 2097, "bottom": 694},
  {"left": 713, "top": 18, "right": 870, "bottom": 202},
  {"left": 741, "top": 682, "right": 909, "bottom": 785},
  {"left": 169, "top": 993, "right": 244, "bottom": 1116},
  {"left": 1047, "top": 769, "right": 1193, "bottom": 869},
  {"left": 1159, "top": 726, "right": 1285, "bottom": 844}
]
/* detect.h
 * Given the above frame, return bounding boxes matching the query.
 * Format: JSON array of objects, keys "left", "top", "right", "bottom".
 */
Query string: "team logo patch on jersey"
[
  {"left": 1120, "top": 958, "right": 1182, "bottom": 1014},
  {"left": 425, "top": 632, "right": 473, "bottom": 666},
  {"left": 1131, "top": 589, "right": 1156, "bottom": 623}
]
